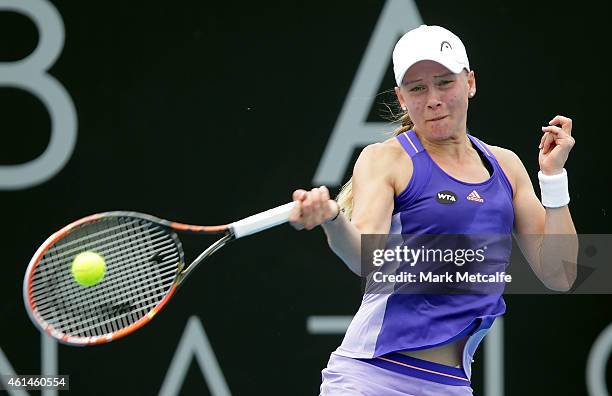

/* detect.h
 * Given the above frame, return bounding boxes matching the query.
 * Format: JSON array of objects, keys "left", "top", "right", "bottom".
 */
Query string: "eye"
[
  {"left": 410, "top": 85, "right": 425, "bottom": 92},
  {"left": 439, "top": 80, "right": 453, "bottom": 86}
]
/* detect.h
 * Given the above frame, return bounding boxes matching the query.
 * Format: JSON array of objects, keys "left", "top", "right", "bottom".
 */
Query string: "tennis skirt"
[{"left": 320, "top": 352, "right": 473, "bottom": 396}]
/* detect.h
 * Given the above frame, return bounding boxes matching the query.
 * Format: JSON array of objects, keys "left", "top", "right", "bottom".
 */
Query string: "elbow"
[
  {"left": 544, "top": 282, "right": 572, "bottom": 292},
  {"left": 542, "top": 271, "right": 577, "bottom": 292}
]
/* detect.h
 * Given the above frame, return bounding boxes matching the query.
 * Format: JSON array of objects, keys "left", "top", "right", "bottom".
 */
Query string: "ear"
[
  {"left": 467, "top": 70, "right": 476, "bottom": 98},
  {"left": 395, "top": 86, "right": 407, "bottom": 110}
]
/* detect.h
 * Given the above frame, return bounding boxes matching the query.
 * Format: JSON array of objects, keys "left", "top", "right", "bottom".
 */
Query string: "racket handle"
[{"left": 231, "top": 201, "right": 295, "bottom": 239}]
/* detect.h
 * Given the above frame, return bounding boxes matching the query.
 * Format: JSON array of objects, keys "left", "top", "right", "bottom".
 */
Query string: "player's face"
[{"left": 395, "top": 60, "right": 475, "bottom": 140}]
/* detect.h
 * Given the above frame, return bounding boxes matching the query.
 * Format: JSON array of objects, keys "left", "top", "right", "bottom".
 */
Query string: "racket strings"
[
  {"left": 74, "top": 219, "right": 171, "bottom": 336},
  {"left": 32, "top": 231, "right": 174, "bottom": 303},
  {"left": 49, "top": 222, "right": 171, "bottom": 337},
  {"left": 33, "top": 219, "right": 137, "bottom": 336},
  {"left": 29, "top": 216, "right": 182, "bottom": 339},
  {"left": 35, "top": 220, "right": 152, "bottom": 269},
  {"left": 35, "top": 248, "right": 178, "bottom": 331},
  {"left": 46, "top": 257, "right": 178, "bottom": 332}
]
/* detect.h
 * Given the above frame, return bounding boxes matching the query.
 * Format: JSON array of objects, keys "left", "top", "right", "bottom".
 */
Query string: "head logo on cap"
[{"left": 440, "top": 41, "right": 452, "bottom": 52}]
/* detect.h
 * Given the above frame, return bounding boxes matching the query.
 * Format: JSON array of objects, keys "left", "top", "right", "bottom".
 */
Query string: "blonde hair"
[{"left": 336, "top": 111, "right": 414, "bottom": 220}]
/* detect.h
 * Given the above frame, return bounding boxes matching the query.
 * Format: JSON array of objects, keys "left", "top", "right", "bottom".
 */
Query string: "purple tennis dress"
[{"left": 320, "top": 130, "right": 514, "bottom": 395}]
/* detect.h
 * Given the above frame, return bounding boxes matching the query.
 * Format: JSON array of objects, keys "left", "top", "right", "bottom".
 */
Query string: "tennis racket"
[{"left": 23, "top": 202, "right": 295, "bottom": 346}]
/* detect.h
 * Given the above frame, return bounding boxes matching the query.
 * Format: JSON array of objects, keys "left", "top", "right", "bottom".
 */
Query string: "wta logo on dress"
[
  {"left": 467, "top": 190, "right": 484, "bottom": 203},
  {"left": 436, "top": 191, "right": 457, "bottom": 204}
]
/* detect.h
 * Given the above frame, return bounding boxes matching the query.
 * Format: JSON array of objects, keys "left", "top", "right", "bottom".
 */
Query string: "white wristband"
[{"left": 538, "top": 168, "right": 570, "bottom": 208}]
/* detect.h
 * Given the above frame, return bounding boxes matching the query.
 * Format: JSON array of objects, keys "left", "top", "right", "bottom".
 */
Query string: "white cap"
[{"left": 392, "top": 25, "right": 470, "bottom": 86}]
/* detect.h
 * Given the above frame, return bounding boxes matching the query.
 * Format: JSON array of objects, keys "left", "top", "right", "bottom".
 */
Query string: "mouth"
[{"left": 427, "top": 115, "right": 448, "bottom": 122}]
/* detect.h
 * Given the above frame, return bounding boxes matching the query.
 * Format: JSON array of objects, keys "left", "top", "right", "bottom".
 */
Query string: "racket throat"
[{"left": 176, "top": 232, "right": 234, "bottom": 285}]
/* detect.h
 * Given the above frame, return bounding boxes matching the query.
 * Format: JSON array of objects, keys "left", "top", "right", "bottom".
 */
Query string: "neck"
[{"left": 414, "top": 128, "right": 471, "bottom": 159}]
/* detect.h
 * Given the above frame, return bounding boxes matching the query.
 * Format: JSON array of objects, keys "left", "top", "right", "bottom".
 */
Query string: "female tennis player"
[{"left": 289, "top": 25, "right": 577, "bottom": 395}]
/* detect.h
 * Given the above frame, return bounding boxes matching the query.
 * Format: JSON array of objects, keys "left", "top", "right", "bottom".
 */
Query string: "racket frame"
[
  {"left": 23, "top": 202, "right": 295, "bottom": 346},
  {"left": 23, "top": 211, "right": 232, "bottom": 346}
]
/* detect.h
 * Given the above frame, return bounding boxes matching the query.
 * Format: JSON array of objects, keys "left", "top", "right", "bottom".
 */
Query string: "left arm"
[{"left": 496, "top": 115, "right": 578, "bottom": 291}]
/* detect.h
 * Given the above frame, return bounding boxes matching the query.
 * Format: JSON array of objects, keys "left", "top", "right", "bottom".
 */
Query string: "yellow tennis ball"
[{"left": 71, "top": 251, "right": 106, "bottom": 286}]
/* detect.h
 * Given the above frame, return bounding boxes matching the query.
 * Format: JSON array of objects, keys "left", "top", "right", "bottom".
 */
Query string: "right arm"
[{"left": 289, "top": 143, "right": 402, "bottom": 275}]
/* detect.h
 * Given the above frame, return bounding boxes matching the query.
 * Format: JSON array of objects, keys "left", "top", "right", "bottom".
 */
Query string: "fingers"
[
  {"left": 292, "top": 189, "right": 307, "bottom": 201},
  {"left": 288, "top": 200, "right": 304, "bottom": 230},
  {"left": 541, "top": 125, "right": 565, "bottom": 135},
  {"left": 548, "top": 115, "right": 572, "bottom": 136},
  {"left": 539, "top": 115, "right": 575, "bottom": 173},
  {"left": 319, "top": 186, "right": 340, "bottom": 221},
  {"left": 302, "top": 188, "right": 321, "bottom": 230},
  {"left": 319, "top": 185, "right": 331, "bottom": 201},
  {"left": 289, "top": 186, "right": 338, "bottom": 231},
  {"left": 541, "top": 125, "right": 575, "bottom": 154},
  {"left": 538, "top": 132, "right": 547, "bottom": 149},
  {"left": 290, "top": 189, "right": 308, "bottom": 230},
  {"left": 549, "top": 115, "right": 572, "bottom": 126},
  {"left": 540, "top": 132, "right": 555, "bottom": 155},
  {"left": 319, "top": 186, "right": 335, "bottom": 218}
]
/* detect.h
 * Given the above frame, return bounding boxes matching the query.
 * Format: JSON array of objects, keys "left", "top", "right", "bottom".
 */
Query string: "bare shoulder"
[
  {"left": 487, "top": 145, "right": 524, "bottom": 172},
  {"left": 358, "top": 137, "right": 406, "bottom": 160},
  {"left": 355, "top": 139, "right": 400, "bottom": 170},
  {"left": 354, "top": 137, "right": 412, "bottom": 194},
  {"left": 487, "top": 145, "right": 520, "bottom": 162}
]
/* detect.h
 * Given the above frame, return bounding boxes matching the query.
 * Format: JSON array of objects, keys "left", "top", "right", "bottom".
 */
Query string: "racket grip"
[{"left": 230, "top": 201, "right": 295, "bottom": 239}]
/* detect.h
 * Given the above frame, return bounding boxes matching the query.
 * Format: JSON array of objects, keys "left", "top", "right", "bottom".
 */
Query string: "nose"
[{"left": 426, "top": 96, "right": 443, "bottom": 110}]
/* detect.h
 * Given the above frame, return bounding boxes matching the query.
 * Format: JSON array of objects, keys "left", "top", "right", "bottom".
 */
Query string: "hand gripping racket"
[{"left": 23, "top": 202, "right": 295, "bottom": 346}]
